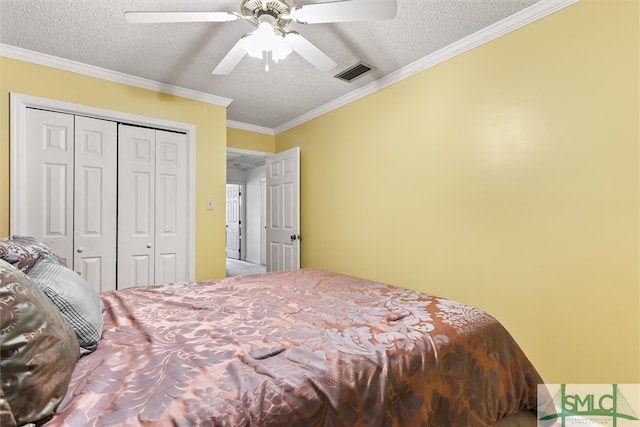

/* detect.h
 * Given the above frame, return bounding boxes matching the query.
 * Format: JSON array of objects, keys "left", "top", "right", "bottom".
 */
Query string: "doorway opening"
[
  {"left": 226, "top": 148, "right": 270, "bottom": 276},
  {"left": 225, "top": 183, "right": 242, "bottom": 260}
]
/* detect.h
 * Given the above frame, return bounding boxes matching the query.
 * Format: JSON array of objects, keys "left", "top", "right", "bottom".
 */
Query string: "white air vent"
[{"left": 334, "top": 62, "right": 375, "bottom": 83}]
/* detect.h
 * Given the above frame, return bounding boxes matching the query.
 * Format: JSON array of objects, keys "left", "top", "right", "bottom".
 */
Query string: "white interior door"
[
  {"left": 74, "top": 116, "right": 117, "bottom": 292},
  {"left": 226, "top": 184, "right": 241, "bottom": 259},
  {"left": 260, "top": 178, "right": 267, "bottom": 266},
  {"left": 117, "top": 124, "right": 156, "bottom": 288},
  {"left": 155, "top": 130, "right": 188, "bottom": 284},
  {"left": 24, "top": 108, "right": 74, "bottom": 267},
  {"left": 266, "top": 147, "right": 300, "bottom": 272}
]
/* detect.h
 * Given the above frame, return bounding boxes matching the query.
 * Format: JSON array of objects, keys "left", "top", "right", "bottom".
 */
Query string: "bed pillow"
[
  {"left": 27, "top": 257, "right": 104, "bottom": 355},
  {"left": 0, "top": 237, "right": 40, "bottom": 274},
  {"left": 12, "top": 235, "right": 65, "bottom": 264},
  {"left": 0, "top": 388, "right": 16, "bottom": 427},
  {"left": 0, "top": 259, "right": 80, "bottom": 426}
]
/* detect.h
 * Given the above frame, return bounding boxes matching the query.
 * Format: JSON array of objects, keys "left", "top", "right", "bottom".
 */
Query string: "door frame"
[
  {"left": 10, "top": 92, "right": 197, "bottom": 281},
  {"left": 227, "top": 147, "right": 271, "bottom": 265}
]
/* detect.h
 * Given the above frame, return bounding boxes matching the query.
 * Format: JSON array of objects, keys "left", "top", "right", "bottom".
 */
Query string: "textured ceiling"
[
  {"left": 227, "top": 152, "right": 267, "bottom": 170},
  {"left": 0, "top": 0, "right": 542, "bottom": 131}
]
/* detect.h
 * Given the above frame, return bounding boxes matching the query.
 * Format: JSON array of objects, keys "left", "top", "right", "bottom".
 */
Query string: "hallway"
[{"left": 226, "top": 258, "right": 266, "bottom": 277}]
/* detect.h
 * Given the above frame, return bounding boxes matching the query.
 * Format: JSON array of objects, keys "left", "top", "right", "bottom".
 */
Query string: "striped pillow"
[{"left": 27, "top": 258, "right": 104, "bottom": 355}]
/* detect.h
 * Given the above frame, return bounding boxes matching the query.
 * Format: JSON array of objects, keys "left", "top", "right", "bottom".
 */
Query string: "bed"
[{"left": 0, "top": 237, "right": 543, "bottom": 427}]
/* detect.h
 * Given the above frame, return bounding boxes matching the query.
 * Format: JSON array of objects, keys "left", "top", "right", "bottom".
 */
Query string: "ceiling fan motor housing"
[{"left": 241, "top": 0, "right": 292, "bottom": 28}]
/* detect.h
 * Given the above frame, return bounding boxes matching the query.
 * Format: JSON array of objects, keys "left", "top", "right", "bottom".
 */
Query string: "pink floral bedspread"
[{"left": 46, "top": 269, "right": 542, "bottom": 426}]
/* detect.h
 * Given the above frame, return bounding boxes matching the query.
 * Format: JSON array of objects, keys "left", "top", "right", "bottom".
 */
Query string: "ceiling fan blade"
[
  {"left": 291, "top": 0, "right": 397, "bottom": 24},
  {"left": 125, "top": 11, "right": 238, "bottom": 24},
  {"left": 212, "top": 37, "right": 248, "bottom": 75},
  {"left": 284, "top": 32, "right": 337, "bottom": 72}
]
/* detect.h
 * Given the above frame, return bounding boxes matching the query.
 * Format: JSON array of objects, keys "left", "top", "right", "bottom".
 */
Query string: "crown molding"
[
  {"left": 227, "top": 120, "right": 275, "bottom": 136},
  {"left": 1, "top": 0, "right": 579, "bottom": 136},
  {"left": 0, "top": 43, "right": 233, "bottom": 108},
  {"left": 273, "top": 0, "right": 580, "bottom": 135}
]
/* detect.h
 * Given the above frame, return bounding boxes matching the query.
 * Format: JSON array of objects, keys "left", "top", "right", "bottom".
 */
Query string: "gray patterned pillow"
[
  {"left": 12, "top": 235, "right": 65, "bottom": 264},
  {"left": 0, "top": 238, "right": 40, "bottom": 274},
  {"left": 28, "top": 258, "right": 104, "bottom": 355},
  {"left": 0, "top": 259, "right": 80, "bottom": 425}
]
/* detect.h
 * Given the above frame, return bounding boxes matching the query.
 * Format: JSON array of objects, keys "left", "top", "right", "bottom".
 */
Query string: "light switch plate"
[{"left": 206, "top": 200, "right": 214, "bottom": 210}]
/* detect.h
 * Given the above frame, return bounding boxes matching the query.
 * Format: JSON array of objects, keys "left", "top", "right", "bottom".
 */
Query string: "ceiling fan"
[{"left": 125, "top": 0, "right": 397, "bottom": 75}]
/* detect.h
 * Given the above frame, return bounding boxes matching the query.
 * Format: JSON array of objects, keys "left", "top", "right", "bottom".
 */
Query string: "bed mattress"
[{"left": 45, "top": 269, "right": 543, "bottom": 426}]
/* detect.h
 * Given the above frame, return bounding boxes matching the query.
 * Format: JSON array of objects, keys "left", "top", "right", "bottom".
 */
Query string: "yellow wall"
[
  {"left": 276, "top": 0, "right": 639, "bottom": 384},
  {"left": 0, "top": 57, "right": 228, "bottom": 280},
  {"left": 227, "top": 126, "right": 275, "bottom": 153}
]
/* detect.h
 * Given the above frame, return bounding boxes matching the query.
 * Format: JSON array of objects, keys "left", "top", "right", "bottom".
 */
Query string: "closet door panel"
[
  {"left": 74, "top": 116, "right": 117, "bottom": 292},
  {"left": 132, "top": 255, "right": 153, "bottom": 285},
  {"left": 158, "top": 253, "right": 177, "bottom": 284},
  {"left": 118, "top": 124, "right": 156, "bottom": 289},
  {"left": 25, "top": 109, "right": 74, "bottom": 266},
  {"left": 155, "top": 130, "right": 187, "bottom": 284}
]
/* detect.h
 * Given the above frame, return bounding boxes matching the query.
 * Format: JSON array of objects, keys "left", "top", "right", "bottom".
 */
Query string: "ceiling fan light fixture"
[
  {"left": 242, "top": 20, "right": 292, "bottom": 67},
  {"left": 271, "top": 38, "right": 293, "bottom": 62}
]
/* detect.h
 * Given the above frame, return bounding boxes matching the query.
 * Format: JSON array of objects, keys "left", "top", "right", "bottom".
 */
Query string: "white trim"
[
  {"left": 0, "top": 44, "right": 233, "bottom": 108},
  {"left": 227, "top": 120, "right": 275, "bottom": 136},
  {"left": 273, "top": 0, "right": 579, "bottom": 134},
  {"left": 10, "top": 92, "right": 197, "bottom": 282},
  {"left": 9, "top": 95, "right": 28, "bottom": 236}
]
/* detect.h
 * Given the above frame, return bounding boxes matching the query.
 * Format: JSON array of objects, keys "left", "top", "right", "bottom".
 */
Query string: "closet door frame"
[{"left": 9, "top": 92, "right": 196, "bottom": 282}]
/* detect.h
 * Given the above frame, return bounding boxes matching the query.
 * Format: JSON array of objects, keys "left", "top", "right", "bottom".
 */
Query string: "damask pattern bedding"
[{"left": 45, "top": 269, "right": 543, "bottom": 426}]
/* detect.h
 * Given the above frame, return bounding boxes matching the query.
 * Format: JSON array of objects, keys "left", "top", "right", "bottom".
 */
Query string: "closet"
[
  {"left": 22, "top": 108, "right": 187, "bottom": 292},
  {"left": 117, "top": 124, "right": 187, "bottom": 289}
]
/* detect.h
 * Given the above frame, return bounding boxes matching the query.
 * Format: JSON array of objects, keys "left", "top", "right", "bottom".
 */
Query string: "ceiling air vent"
[{"left": 334, "top": 62, "right": 375, "bottom": 83}]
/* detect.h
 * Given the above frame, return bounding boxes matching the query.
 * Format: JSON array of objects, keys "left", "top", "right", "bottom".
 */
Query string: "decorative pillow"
[
  {"left": 6, "top": 235, "right": 65, "bottom": 263},
  {"left": 13, "top": 235, "right": 65, "bottom": 264},
  {"left": 0, "top": 388, "right": 16, "bottom": 427},
  {"left": 27, "top": 258, "right": 104, "bottom": 355},
  {"left": 0, "top": 238, "right": 40, "bottom": 274},
  {"left": 0, "top": 259, "right": 80, "bottom": 426}
]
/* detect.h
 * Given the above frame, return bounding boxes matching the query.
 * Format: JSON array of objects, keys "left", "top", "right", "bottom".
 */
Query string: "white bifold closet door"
[
  {"left": 117, "top": 124, "right": 187, "bottom": 288},
  {"left": 25, "top": 108, "right": 117, "bottom": 292}
]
